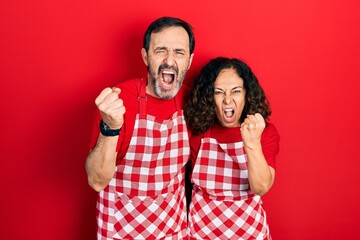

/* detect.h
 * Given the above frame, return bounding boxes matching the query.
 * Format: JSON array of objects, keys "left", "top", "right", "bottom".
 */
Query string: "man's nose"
[{"left": 164, "top": 51, "right": 175, "bottom": 65}]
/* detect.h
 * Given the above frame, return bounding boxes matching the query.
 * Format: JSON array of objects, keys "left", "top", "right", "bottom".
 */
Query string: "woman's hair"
[{"left": 185, "top": 57, "right": 271, "bottom": 135}]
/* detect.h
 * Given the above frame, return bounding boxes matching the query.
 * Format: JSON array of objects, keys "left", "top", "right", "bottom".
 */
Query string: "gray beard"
[{"left": 148, "top": 68, "right": 187, "bottom": 100}]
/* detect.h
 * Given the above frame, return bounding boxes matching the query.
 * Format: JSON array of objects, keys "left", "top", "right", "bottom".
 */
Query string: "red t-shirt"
[
  {"left": 189, "top": 122, "right": 280, "bottom": 169},
  {"left": 89, "top": 77, "right": 190, "bottom": 163}
]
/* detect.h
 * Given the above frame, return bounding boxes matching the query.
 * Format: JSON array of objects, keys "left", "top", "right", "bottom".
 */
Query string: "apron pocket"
[
  {"left": 189, "top": 193, "right": 267, "bottom": 239},
  {"left": 113, "top": 188, "right": 186, "bottom": 239}
]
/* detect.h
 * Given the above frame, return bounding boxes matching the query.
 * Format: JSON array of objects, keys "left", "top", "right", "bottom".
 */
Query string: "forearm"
[
  {"left": 245, "top": 144, "right": 275, "bottom": 196},
  {"left": 85, "top": 134, "right": 118, "bottom": 192}
]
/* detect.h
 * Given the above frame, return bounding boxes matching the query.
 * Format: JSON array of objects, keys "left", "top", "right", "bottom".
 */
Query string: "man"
[{"left": 85, "top": 16, "right": 195, "bottom": 239}]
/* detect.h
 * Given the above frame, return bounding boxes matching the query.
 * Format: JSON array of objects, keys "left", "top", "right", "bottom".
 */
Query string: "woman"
[{"left": 185, "top": 57, "right": 280, "bottom": 239}]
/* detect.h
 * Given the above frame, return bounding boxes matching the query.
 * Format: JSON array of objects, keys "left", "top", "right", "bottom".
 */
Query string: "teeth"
[
  {"left": 224, "top": 109, "right": 234, "bottom": 118},
  {"left": 162, "top": 70, "right": 175, "bottom": 86}
]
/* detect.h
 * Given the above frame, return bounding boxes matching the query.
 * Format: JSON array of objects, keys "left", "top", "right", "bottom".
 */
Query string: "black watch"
[{"left": 99, "top": 120, "right": 121, "bottom": 136}]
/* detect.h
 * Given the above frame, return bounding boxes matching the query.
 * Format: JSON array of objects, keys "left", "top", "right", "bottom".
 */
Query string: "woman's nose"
[{"left": 223, "top": 94, "right": 232, "bottom": 104}]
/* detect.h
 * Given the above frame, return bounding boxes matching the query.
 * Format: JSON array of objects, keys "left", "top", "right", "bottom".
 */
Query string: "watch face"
[{"left": 103, "top": 121, "right": 109, "bottom": 131}]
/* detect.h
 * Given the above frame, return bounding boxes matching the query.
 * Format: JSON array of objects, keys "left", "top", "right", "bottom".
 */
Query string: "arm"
[
  {"left": 241, "top": 113, "right": 275, "bottom": 196},
  {"left": 85, "top": 87, "right": 126, "bottom": 192},
  {"left": 85, "top": 134, "right": 119, "bottom": 192}
]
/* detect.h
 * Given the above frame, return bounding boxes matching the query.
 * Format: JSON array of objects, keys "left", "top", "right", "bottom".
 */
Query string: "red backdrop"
[{"left": 1, "top": 1, "right": 360, "bottom": 239}]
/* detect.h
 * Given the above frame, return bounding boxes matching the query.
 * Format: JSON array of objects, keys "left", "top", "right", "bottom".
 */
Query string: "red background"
[{"left": 1, "top": 1, "right": 360, "bottom": 239}]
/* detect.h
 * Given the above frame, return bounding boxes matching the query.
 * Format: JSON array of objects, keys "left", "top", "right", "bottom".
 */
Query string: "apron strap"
[
  {"left": 174, "top": 94, "right": 179, "bottom": 111},
  {"left": 137, "top": 78, "right": 147, "bottom": 117},
  {"left": 137, "top": 78, "right": 179, "bottom": 116}
]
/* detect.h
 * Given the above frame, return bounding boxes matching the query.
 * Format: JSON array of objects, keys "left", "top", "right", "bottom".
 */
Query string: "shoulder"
[
  {"left": 263, "top": 122, "right": 280, "bottom": 140},
  {"left": 261, "top": 121, "right": 280, "bottom": 168},
  {"left": 114, "top": 78, "right": 144, "bottom": 107},
  {"left": 115, "top": 77, "right": 143, "bottom": 94},
  {"left": 176, "top": 83, "right": 191, "bottom": 107},
  {"left": 189, "top": 132, "right": 204, "bottom": 159},
  {"left": 261, "top": 122, "right": 280, "bottom": 154}
]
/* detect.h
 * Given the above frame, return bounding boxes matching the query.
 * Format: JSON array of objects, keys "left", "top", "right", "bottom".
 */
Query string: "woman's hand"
[
  {"left": 240, "top": 113, "right": 275, "bottom": 196},
  {"left": 240, "top": 113, "right": 265, "bottom": 150}
]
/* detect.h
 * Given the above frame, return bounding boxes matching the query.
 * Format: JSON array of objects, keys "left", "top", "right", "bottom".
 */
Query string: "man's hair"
[
  {"left": 143, "top": 16, "right": 195, "bottom": 54},
  {"left": 185, "top": 57, "right": 272, "bottom": 135}
]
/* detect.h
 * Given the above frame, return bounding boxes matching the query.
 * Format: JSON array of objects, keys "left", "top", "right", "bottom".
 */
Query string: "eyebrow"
[
  {"left": 154, "top": 46, "right": 186, "bottom": 52},
  {"left": 214, "top": 86, "right": 243, "bottom": 91}
]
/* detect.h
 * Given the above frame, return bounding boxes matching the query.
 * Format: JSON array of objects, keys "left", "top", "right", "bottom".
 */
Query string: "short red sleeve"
[
  {"left": 261, "top": 123, "right": 280, "bottom": 169},
  {"left": 88, "top": 110, "right": 102, "bottom": 150}
]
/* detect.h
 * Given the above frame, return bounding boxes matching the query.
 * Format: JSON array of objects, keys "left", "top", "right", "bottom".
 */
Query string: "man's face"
[{"left": 141, "top": 26, "right": 194, "bottom": 99}]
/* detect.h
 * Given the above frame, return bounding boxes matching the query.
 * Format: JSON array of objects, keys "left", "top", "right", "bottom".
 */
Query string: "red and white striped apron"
[
  {"left": 188, "top": 129, "right": 271, "bottom": 240},
  {"left": 97, "top": 79, "right": 190, "bottom": 239}
]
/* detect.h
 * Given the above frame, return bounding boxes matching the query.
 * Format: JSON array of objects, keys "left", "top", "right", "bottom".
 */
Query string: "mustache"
[{"left": 158, "top": 64, "right": 178, "bottom": 75}]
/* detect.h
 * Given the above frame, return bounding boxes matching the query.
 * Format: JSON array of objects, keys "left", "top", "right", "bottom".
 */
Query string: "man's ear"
[
  {"left": 141, "top": 48, "right": 148, "bottom": 66},
  {"left": 188, "top": 53, "right": 194, "bottom": 69}
]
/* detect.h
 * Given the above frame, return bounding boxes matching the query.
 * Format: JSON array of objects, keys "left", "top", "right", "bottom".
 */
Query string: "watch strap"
[{"left": 99, "top": 120, "right": 120, "bottom": 136}]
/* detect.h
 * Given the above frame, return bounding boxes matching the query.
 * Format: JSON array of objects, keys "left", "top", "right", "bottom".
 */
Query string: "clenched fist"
[
  {"left": 240, "top": 113, "right": 265, "bottom": 150},
  {"left": 95, "top": 87, "right": 126, "bottom": 129}
]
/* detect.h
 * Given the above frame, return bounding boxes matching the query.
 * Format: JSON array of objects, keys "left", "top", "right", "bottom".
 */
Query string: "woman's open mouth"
[
  {"left": 224, "top": 109, "right": 235, "bottom": 118},
  {"left": 222, "top": 108, "right": 236, "bottom": 123}
]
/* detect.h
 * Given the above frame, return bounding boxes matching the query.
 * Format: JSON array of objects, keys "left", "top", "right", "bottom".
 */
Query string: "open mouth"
[
  {"left": 162, "top": 70, "right": 175, "bottom": 85},
  {"left": 224, "top": 109, "right": 235, "bottom": 118},
  {"left": 160, "top": 69, "right": 176, "bottom": 90}
]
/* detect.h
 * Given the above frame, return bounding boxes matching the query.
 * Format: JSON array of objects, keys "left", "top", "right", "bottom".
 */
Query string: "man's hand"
[
  {"left": 95, "top": 87, "right": 126, "bottom": 129},
  {"left": 240, "top": 113, "right": 265, "bottom": 150}
]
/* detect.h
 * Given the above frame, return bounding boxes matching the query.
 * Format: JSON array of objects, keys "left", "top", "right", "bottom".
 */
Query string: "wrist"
[
  {"left": 99, "top": 120, "right": 121, "bottom": 136},
  {"left": 244, "top": 142, "right": 262, "bottom": 151}
]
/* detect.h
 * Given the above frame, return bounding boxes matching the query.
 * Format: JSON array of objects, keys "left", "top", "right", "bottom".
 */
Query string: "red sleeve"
[
  {"left": 88, "top": 110, "right": 102, "bottom": 150},
  {"left": 261, "top": 123, "right": 280, "bottom": 169},
  {"left": 88, "top": 78, "right": 138, "bottom": 155}
]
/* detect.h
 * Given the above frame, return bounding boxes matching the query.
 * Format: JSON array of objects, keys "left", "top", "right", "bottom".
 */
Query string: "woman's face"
[{"left": 214, "top": 68, "right": 246, "bottom": 128}]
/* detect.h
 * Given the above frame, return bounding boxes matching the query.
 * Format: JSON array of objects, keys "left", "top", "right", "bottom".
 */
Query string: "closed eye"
[
  {"left": 155, "top": 48, "right": 166, "bottom": 53},
  {"left": 232, "top": 89, "right": 242, "bottom": 94},
  {"left": 175, "top": 49, "right": 186, "bottom": 55},
  {"left": 214, "top": 90, "right": 225, "bottom": 95}
]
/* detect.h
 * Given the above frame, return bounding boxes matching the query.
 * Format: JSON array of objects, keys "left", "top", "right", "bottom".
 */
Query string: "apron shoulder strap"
[{"left": 136, "top": 78, "right": 147, "bottom": 117}]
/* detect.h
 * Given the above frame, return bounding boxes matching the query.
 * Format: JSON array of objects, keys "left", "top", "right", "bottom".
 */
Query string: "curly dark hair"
[{"left": 185, "top": 57, "right": 271, "bottom": 135}]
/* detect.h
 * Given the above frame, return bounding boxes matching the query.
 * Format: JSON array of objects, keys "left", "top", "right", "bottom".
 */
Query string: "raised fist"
[
  {"left": 240, "top": 113, "right": 265, "bottom": 150},
  {"left": 95, "top": 87, "right": 126, "bottom": 129}
]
